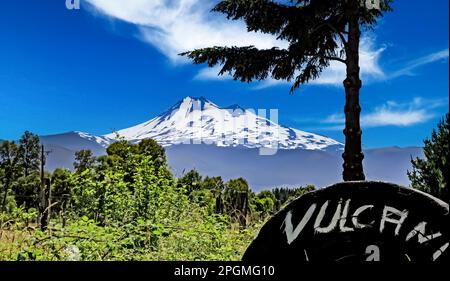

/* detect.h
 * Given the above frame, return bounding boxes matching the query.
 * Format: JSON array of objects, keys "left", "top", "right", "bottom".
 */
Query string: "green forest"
[{"left": 0, "top": 132, "right": 314, "bottom": 261}]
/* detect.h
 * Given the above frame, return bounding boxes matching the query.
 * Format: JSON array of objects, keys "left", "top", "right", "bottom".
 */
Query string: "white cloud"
[
  {"left": 86, "top": 0, "right": 287, "bottom": 63},
  {"left": 194, "top": 66, "right": 231, "bottom": 81},
  {"left": 362, "top": 107, "right": 431, "bottom": 127},
  {"left": 321, "top": 97, "right": 447, "bottom": 129},
  {"left": 389, "top": 49, "right": 449, "bottom": 79},
  {"left": 323, "top": 113, "right": 345, "bottom": 124}
]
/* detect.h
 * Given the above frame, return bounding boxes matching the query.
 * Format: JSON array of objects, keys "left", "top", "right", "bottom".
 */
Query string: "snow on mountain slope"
[
  {"left": 40, "top": 131, "right": 110, "bottom": 155},
  {"left": 103, "top": 96, "right": 343, "bottom": 151},
  {"left": 73, "top": 131, "right": 112, "bottom": 148}
]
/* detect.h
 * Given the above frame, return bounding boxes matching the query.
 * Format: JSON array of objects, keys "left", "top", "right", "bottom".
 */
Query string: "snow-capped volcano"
[
  {"left": 102, "top": 96, "right": 343, "bottom": 151},
  {"left": 38, "top": 96, "right": 422, "bottom": 189}
]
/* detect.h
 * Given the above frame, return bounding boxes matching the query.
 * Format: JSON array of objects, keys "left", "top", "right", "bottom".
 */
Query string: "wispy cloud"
[
  {"left": 86, "top": 0, "right": 287, "bottom": 63},
  {"left": 194, "top": 66, "right": 230, "bottom": 81},
  {"left": 85, "top": 1, "right": 448, "bottom": 89},
  {"left": 389, "top": 49, "right": 449, "bottom": 79},
  {"left": 320, "top": 97, "right": 447, "bottom": 130},
  {"left": 323, "top": 114, "right": 345, "bottom": 124}
]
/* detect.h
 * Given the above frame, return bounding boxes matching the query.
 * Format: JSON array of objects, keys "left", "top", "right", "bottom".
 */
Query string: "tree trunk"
[
  {"left": 62, "top": 201, "right": 67, "bottom": 228},
  {"left": 1, "top": 176, "right": 10, "bottom": 212},
  {"left": 47, "top": 178, "right": 52, "bottom": 228},
  {"left": 342, "top": 15, "right": 365, "bottom": 181},
  {"left": 215, "top": 193, "right": 224, "bottom": 214}
]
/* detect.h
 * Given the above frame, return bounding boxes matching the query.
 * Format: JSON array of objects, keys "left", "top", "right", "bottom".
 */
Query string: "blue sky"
[{"left": 0, "top": 0, "right": 448, "bottom": 149}]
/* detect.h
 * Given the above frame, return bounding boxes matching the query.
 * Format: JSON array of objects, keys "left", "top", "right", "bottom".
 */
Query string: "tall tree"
[
  {"left": 0, "top": 141, "right": 19, "bottom": 211},
  {"left": 177, "top": 169, "right": 203, "bottom": 193},
  {"left": 223, "top": 178, "right": 251, "bottom": 226},
  {"left": 74, "top": 149, "right": 95, "bottom": 173},
  {"left": 17, "top": 131, "right": 41, "bottom": 177},
  {"left": 408, "top": 114, "right": 449, "bottom": 203},
  {"left": 202, "top": 176, "right": 226, "bottom": 214},
  {"left": 202, "top": 176, "right": 225, "bottom": 192},
  {"left": 182, "top": 0, "right": 392, "bottom": 181},
  {"left": 137, "top": 139, "right": 167, "bottom": 169},
  {"left": 106, "top": 140, "right": 137, "bottom": 159},
  {"left": 253, "top": 190, "right": 276, "bottom": 217},
  {"left": 51, "top": 168, "right": 73, "bottom": 226}
]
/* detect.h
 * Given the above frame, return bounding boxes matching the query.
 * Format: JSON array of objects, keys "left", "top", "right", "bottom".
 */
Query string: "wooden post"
[
  {"left": 46, "top": 178, "right": 51, "bottom": 232},
  {"left": 62, "top": 201, "right": 67, "bottom": 228},
  {"left": 39, "top": 145, "right": 48, "bottom": 231}
]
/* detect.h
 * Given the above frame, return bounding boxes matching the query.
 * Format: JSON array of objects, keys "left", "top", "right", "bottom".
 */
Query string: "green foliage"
[
  {"left": 408, "top": 114, "right": 449, "bottom": 203},
  {"left": 106, "top": 140, "right": 137, "bottom": 159},
  {"left": 0, "top": 132, "right": 317, "bottom": 261},
  {"left": 223, "top": 178, "right": 251, "bottom": 226},
  {"left": 74, "top": 150, "right": 95, "bottom": 173},
  {"left": 190, "top": 189, "right": 215, "bottom": 212},
  {"left": 137, "top": 138, "right": 167, "bottom": 169},
  {"left": 51, "top": 168, "right": 72, "bottom": 215},
  {"left": 1, "top": 146, "right": 257, "bottom": 261},
  {"left": 202, "top": 176, "right": 225, "bottom": 192},
  {"left": 0, "top": 132, "right": 43, "bottom": 211},
  {"left": 12, "top": 173, "right": 40, "bottom": 209},
  {"left": 17, "top": 131, "right": 40, "bottom": 177},
  {"left": 4, "top": 210, "right": 258, "bottom": 261},
  {"left": 177, "top": 169, "right": 203, "bottom": 193},
  {"left": 0, "top": 141, "right": 20, "bottom": 211},
  {"left": 253, "top": 191, "right": 276, "bottom": 218}
]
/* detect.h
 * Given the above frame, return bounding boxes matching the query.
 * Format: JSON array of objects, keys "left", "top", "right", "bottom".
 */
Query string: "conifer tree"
[
  {"left": 0, "top": 141, "right": 19, "bottom": 211},
  {"left": 17, "top": 131, "right": 40, "bottom": 177},
  {"left": 408, "top": 114, "right": 449, "bottom": 203},
  {"left": 182, "top": 0, "right": 392, "bottom": 181}
]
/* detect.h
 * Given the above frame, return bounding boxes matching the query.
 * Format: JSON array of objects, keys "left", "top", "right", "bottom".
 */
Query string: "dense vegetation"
[
  {"left": 408, "top": 113, "right": 449, "bottom": 203},
  {"left": 0, "top": 132, "right": 314, "bottom": 261}
]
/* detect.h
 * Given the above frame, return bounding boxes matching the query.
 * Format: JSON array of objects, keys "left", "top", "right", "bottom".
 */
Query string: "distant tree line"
[{"left": 175, "top": 169, "right": 315, "bottom": 227}]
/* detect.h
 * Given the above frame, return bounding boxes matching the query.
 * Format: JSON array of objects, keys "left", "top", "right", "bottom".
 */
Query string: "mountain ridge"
[{"left": 18, "top": 96, "right": 423, "bottom": 190}]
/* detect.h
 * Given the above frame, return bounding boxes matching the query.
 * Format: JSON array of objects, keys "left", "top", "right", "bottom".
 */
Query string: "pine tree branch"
[
  {"left": 304, "top": 53, "right": 346, "bottom": 64},
  {"left": 213, "top": 0, "right": 296, "bottom": 35},
  {"left": 326, "top": 23, "right": 348, "bottom": 47},
  {"left": 322, "top": 56, "right": 346, "bottom": 64}
]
